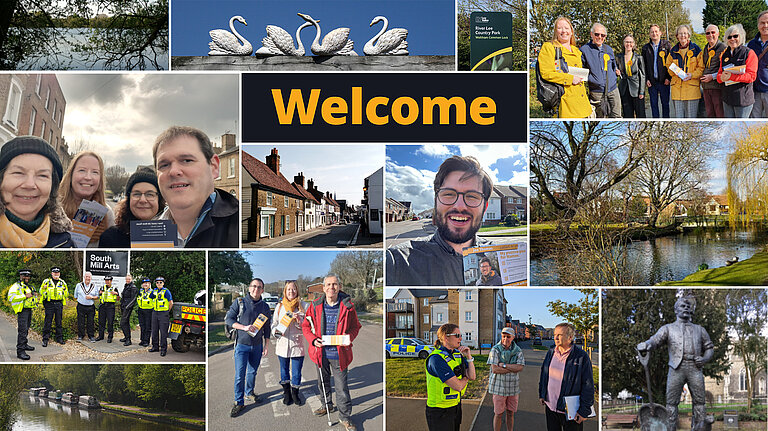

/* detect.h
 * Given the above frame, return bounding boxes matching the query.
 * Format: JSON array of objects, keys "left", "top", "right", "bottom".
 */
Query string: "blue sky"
[
  {"left": 244, "top": 250, "right": 350, "bottom": 284},
  {"left": 386, "top": 144, "right": 528, "bottom": 213},
  {"left": 385, "top": 288, "right": 592, "bottom": 329},
  {"left": 171, "top": 0, "right": 455, "bottom": 56}
]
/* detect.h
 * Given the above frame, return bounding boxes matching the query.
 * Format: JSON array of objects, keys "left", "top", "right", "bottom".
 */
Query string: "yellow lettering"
[
  {"left": 366, "top": 96, "right": 389, "bottom": 125},
  {"left": 271, "top": 89, "right": 320, "bottom": 125},
  {"left": 422, "top": 97, "right": 467, "bottom": 125},
  {"left": 321, "top": 96, "right": 348, "bottom": 125},
  {"left": 392, "top": 96, "right": 419, "bottom": 125},
  {"left": 470, "top": 97, "right": 496, "bottom": 125},
  {"left": 352, "top": 87, "right": 362, "bottom": 124}
]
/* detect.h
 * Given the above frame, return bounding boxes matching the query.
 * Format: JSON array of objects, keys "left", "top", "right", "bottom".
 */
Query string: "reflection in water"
[
  {"left": 532, "top": 229, "right": 768, "bottom": 285},
  {"left": 14, "top": 394, "right": 192, "bottom": 431}
]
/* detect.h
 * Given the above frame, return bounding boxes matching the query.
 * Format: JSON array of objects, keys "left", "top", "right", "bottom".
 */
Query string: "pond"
[
  {"left": 531, "top": 229, "right": 768, "bottom": 286},
  {"left": 13, "top": 394, "right": 192, "bottom": 431},
  {"left": 12, "top": 28, "right": 168, "bottom": 70}
]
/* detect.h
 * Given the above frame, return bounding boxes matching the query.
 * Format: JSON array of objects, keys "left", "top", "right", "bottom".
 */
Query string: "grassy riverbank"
[
  {"left": 659, "top": 252, "right": 768, "bottom": 286},
  {"left": 101, "top": 403, "right": 204, "bottom": 429}
]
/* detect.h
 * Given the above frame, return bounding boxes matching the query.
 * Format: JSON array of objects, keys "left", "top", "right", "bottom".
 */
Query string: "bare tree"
[{"left": 104, "top": 164, "right": 129, "bottom": 195}]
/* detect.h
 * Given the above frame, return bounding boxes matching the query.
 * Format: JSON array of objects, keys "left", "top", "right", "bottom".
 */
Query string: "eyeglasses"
[
  {"left": 436, "top": 188, "right": 485, "bottom": 207},
  {"left": 727, "top": 34, "right": 739, "bottom": 40},
  {"left": 705, "top": 31, "right": 717, "bottom": 35},
  {"left": 130, "top": 191, "right": 159, "bottom": 200},
  {"left": 593, "top": 33, "right": 606, "bottom": 38},
  {"left": 445, "top": 333, "right": 462, "bottom": 338}
]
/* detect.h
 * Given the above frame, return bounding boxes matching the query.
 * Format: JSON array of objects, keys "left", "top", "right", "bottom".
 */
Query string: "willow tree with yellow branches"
[{"left": 727, "top": 124, "right": 768, "bottom": 228}]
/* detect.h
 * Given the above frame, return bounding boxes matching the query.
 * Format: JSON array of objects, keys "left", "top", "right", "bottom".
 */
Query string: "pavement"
[
  {"left": 244, "top": 222, "right": 382, "bottom": 248},
  {"left": 0, "top": 310, "right": 204, "bottom": 362},
  {"left": 386, "top": 219, "right": 435, "bottom": 248},
  {"left": 208, "top": 323, "right": 383, "bottom": 431}
]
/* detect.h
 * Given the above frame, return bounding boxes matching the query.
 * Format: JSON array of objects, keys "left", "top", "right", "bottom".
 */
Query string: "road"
[
  {"left": 208, "top": 323, "right": 383, "bottom": 431},
  {"left": 386, "top": 219, "right": 435, "bottom": 247},
  {"left": 245, "top": 222, "right": 383, "bottom": 248},
  {"left": 385, "top": 340, "right": 598, "bottom": 431}
]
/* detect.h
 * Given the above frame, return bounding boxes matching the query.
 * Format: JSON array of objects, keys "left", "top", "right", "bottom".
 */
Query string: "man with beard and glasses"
[
  {"left": 386, "top": 155, "right": 494, "bottom": 286},
  {"left": 476, "top": 257, "right": 502, "bottom": 286}
]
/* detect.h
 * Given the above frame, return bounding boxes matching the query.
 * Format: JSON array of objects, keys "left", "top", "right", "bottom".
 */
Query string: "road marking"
[
  {"left": 350, "top": 224, "right": 360, "bottom": 246},
  {"left": 336, "top": 240, "right": 349, "bottom": 247}
]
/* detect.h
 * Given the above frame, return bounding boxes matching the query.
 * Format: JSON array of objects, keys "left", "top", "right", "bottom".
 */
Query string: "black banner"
[{"left": 242, "top": 72, "right": 527, "bottom": 142}]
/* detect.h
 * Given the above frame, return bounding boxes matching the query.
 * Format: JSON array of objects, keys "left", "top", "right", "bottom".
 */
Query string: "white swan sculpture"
[
  {"left": 255, "top": 21, "right": 314, "bottom": 56},
  {"left": 364, "top": 16, "right": 408, "bottom": 56},
  {"left": 208, "top": 15, "right": 253, "bottom": 56},
  {"left": 298, "top": 12, "right": 358, "bottom": 56}
]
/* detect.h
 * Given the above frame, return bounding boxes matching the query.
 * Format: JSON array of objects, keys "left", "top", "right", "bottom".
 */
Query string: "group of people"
[
  {"left": 7, "top": 267, "right": 175, "bottom": 359},
  {"left": 0, "top": 125, "right": 238, "bottom": 249},
  {"left": 225, "top": 275, "right": 362, "bottom": 431},
  {"left": 538, "top": 11, "right": 768, "bottom": 119},
  {"left": 425, "top": 322, "right": 594, "bottom": 431}
]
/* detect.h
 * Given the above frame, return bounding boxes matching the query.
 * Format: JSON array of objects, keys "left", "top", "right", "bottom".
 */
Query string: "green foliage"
[
  {"left": 725, "top": 289, "right": 767, "bottom": 413},
  {"left": 503, "top": 214, "right": 520, "bottom": 227},
  {"left": 175, "top": 364, "right": 205, "bottom": 400},
  {"left": 43, "top": 364, "right": 99, "bottom": 395},
  {"left": 703, "top": 0, "right": 768, "bottom": 40},
  {"left": 547, "top": 288, "right": 598, "bottom": 349},
  {"left": 458, "top": 0, "right": 527, "bottom": 70},
  {"left": 350, "top": 287, "right": 379, "bottom": 312},
  {"left": 96, "top": 364, "right": 126, "bottom": 402},
  {"left": 458, "top": 11, "right": 470, "bottom": 70},
  {"left": 0, "top": 364, "right": 41, "bottom": 430},
  {"left": 602, "top": 289, "right": 730, "bottom": 403},
  {"left": 208, "top": 251, "right": 252, "bottom": 287},
  {"left": 130, "top": 251, "right": 205, "bottom": 303}
]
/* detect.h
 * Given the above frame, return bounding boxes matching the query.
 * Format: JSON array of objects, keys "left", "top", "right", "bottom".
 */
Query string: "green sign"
[{"left": 470, "top": 12, "right": 513, "bottom": 71}]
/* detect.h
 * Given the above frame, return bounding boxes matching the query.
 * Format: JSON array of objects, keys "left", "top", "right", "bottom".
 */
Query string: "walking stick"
[{"left": 306, "top": 315, "right": 333, "bottom": 427}]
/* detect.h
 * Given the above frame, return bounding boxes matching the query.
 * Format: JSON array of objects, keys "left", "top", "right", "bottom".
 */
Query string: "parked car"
[
  {"left": 263, "top": 296, "right": 279, "bottom": 311},
  {"left": 385, "top": 337, "right": 434, "bottom": 359},
  {"left": 532, "top": 337, "right": 542, "bottom": 346},
  {"left": 412, "top": 216, "right": 419, "bottom": 221}
]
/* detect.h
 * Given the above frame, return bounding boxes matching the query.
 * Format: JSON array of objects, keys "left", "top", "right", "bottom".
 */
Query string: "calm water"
[
  {"left": 531, "top": 229, "right": 768, "bottom": 286},
  {"left": 13, "top": 395, "right": 192, "bottom": 431},
  {"left": 14, "top": 28, "right": 169, "bottom": 70}
]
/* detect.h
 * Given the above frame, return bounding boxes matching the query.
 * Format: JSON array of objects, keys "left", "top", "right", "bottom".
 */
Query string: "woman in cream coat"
[{"left": 271, "top": 280, "right": 309, "bottom": 406}]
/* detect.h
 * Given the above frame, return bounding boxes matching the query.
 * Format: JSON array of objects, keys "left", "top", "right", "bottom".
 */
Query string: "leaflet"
[{"left": 567, "top": 66, "right": 590, "bottom": 82}]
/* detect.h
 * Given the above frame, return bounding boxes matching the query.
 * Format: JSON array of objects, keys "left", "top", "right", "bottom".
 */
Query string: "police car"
[{"left": 385, "top": 337, "right": 434, "bottom": 359}]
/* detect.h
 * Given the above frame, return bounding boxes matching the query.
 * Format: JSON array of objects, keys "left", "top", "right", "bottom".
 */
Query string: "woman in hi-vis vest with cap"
[{"left": 425, "top": 323, "right": 476, "bottom": 431}]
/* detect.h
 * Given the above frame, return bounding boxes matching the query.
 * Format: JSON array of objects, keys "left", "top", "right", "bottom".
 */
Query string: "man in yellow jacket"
[
  {"left": 6, "top": 269, "right": 38, "bottom": 360},
  {"left": 40, "top": 266, "right": 68, "bottom": 347}
]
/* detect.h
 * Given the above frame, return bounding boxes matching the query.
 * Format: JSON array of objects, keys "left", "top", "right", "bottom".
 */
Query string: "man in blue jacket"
[
  {"left": 748, "top": 10, "right": 768, "bottom": 117},
  {"left": 226, "top": 278, "right": 271, "bottom": 418},
  {"left": 581, "top": 23, "right": 622, "bottom": 118},
  {"left": 539, "top": 323, "right": 594, "bottom": 431}
]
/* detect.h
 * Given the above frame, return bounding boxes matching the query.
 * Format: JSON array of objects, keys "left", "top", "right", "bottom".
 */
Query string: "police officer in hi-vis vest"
[
  {"left": 136, "top": 277, "right": 155, "bottom": 347},
  {"left": 41, "top": 266, "right": 68, "bottom": 347},
  {"left": 149, "top": 276, "right": 173, "bottom": 356},
  {"left": 424, "top": 323, "right": 476, "bottom": 431},
  {"left": 96, "top": 276, "right": 118, "bottom": 342},
  {"left": 7, "top": 269, "right": 38, "bottom": 360}
]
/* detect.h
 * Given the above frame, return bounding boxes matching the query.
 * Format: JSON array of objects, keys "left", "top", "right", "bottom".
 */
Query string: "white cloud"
[
  {"left": 416, "top": 144, "right": 451, "bottom": 157},
  {"left": 386, "top": 160, "right": 436, "bottom": 213}
]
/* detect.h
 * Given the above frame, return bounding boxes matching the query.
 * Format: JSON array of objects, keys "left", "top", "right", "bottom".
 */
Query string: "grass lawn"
[
  {"left": 359, "top": 312, "right": 383, "bottom": 324},
  {"left": 208, "top": 324, "right": 231, "bottom": 348},
  {"left": 659, "top": 252, "right": 768, "bottom": 286},
  {"left": 478, "top": 224, "right": 526, "bottom": 232},
  {"left": 529, "top": 70, "right": 546, "bottom": 118},
  {"left": 386, "top": 354, "right": 490, "bottom": 399}
]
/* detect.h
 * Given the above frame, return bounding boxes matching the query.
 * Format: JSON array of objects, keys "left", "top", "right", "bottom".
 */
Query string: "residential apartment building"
[
  {"left": 213, "top": 133, "right": 239, "bottom": 199},
  {"left": 386, "top": 289, "right": 448, "bottom": 339}
]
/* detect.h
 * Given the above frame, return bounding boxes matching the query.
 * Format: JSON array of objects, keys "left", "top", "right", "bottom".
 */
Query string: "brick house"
[
  {"left": 495, "top": 185, "right": 528, "bottom": 222},
  {"left": 482, "top": 188, "right": 503, "bottom": 226},
  {"left": 292, "top": 172, "right": 319, "bottom": 231},
  {"left": 213, "top": 133, "right": 239, "bottom": 199},
  {"left": 242, "top": 148, "right": 305, "bottom": 242}
]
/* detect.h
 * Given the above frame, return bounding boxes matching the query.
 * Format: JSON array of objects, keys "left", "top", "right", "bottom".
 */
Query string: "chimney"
[
  {"left": 307, "top": 178, "right": 314, "bottom": 191},
  {"left": 265, "top": 148, "right": 280, "bottom": 175},
  {"left": 294, "top": 172, "right": 305, "bottom": 188},
  {"left": 221, "top": 133, "right": 237, "bottom": 151}
]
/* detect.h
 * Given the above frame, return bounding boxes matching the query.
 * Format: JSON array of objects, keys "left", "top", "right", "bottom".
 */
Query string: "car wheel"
[
  {"left": 418, "top": 350, "right": 429, "bottom": 359},
  {"left": 385, "top": 350, "right": 391, "bottom": 359}
]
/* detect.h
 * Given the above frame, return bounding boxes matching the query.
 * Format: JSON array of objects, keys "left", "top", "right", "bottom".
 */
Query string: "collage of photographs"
[{"left": 0, "top": 1, "right": 766, "bottom": 431}]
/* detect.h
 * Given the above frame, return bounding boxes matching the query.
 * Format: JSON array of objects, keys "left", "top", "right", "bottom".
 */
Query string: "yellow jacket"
[
  {"left": 538, "top": 41, "right": 592, "bottom": 118},
  {"left": 665, "top": 43, "right": 704, "bottom": 100}
]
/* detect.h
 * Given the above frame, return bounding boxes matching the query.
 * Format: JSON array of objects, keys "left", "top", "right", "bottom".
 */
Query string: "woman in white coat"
[{"left": 271, "top": 280, "right": 309, "bottom": 406}]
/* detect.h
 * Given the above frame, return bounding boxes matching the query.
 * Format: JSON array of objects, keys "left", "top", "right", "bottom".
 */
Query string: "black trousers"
[
  {"left": 77, "top": 303, "right": 95, "bottom": 338},
  {"left": 120, "top": 305, "right": 134, "bottom": 340},
  {"left": 425, "top": 403, "right": 461, "bottom": 431},
  {"left": 42, "top": 300, "right": 64, "bottom": 342},
  {"left": 98, "top": 303, "right": 115, "bottom": 339},
  {"left": 138, "top": 308, "right": 152, "bottom": 344},
  {"left": 16, "top": 308, "right": 32, "bottom": 354},
  {"left": 151, "top": 310, "right": 169, "bottom": 351},
  {"left": 545, "top": 405, "right": 583, "bottom": 431}
]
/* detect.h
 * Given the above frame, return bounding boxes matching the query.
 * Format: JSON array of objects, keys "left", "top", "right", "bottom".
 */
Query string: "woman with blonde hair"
[
  {"left": 665, "top": 24, "right": 703, "bottom": 117},
  {"left": 536, "top": 16, "right": 592, "bottom": 118},
  {"left": 717, "top": 23, "right": 758, "bottom": 117},
  {"left": 271, "top": 280, "right": 309, "bottom": 406},
  {"left": 59, "top": 151, "right": 115, "bottom": 247},
  {"left": 425, "top": 323, "right": 476, "bottom": 431}
]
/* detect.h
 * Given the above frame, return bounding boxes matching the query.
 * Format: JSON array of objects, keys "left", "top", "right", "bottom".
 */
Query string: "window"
[
  {"left": 266, "top": 191, "right": 273, "bottom": 206},
  {"left": 507, "top": 197, "right": 513, "bottom": 203},
  {"left": 52, "top": 100, "right": 57, "bottom": 121},
  {"left": 465, "top": 291, "right": 472, "bottom": 300},
  {"left": 464, "top": 332, "right": 472, "bottom": 341},
  {"left": 58, "top": 110, "right": 63, "bottom": 127},
  {"left": 35, "top": 75, "right": 41, "bottom": 96},
  {"left": 465, "top": 311, "right": 472, "bottom": 321},
  {"left": 436, "top": 312, "right": 443, "bottom": 322},
  {"left": 260, "top": 215, "right": 270, "bottom": 237},
  {"left": 284, "top": 196, "right": 289, "bottom": 207},
  {"left": 423, "top": 314, "right": 429, "bottom": 324},
  {"left": 285, "top": 215, "right": 290, "bottom": 230},
  {"left": 40, "top": 120, "right": 46, "bottom": 138},
  {"left": 28, "top": 107, "right": 36, "bottom": 135},
  {"left": 423, "top": 298, "right": 428, "bottom": 306},
  {"left": 423, "top": 331, "right": 430, "bottom": 342},
  {"left": 486, "top": 212, "right": 495, "bottom": 219},
  {"left": 228, "top": 158, "right": 235, "bottom": 178},
  {"left": 45, "top": 87, "right": 51, "bottom": 110},
  {"left": 48, "top": 129, "right": 53, "bottom": 145},
  {"left": 740, "top": 369, "right": 747, "bottom": 391},
  {"left": 3, "top": 78, "right": 22, "bottom": 130}
]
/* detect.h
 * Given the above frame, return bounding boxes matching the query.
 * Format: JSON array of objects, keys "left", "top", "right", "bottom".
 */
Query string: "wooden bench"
[{"left": 603, "top": 414, "right": 638, "bottom": 429}]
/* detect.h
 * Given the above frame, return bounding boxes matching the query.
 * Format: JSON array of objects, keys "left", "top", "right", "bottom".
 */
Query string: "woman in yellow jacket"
[
  {"left": 537, "top": 16, "right": 593, "bottom": 118},
  {"left": 665, "top": 24, "right": 704, "bottom": 118}
]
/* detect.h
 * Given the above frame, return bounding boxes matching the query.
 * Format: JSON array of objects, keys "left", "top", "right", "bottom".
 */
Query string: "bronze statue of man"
[{"left": 636, "top": 295, "right": 713, "bottom": 431}]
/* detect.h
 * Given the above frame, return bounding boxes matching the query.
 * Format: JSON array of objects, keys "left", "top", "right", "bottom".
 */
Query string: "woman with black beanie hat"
[
  {"left": 0, "top": 136, "right": 74, "bottom": 248},
  {"left": 98, "top": 167, "right": 165, "bottom": 248}
]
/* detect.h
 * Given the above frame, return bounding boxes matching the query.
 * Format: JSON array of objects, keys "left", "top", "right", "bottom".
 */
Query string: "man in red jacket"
[{"left": 302, "top": 274, "right": 362, "bottom": 431}]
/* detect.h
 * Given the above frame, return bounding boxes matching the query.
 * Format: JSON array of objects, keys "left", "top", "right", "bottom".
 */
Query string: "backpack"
[
  {"left": 536, "top": 46, "right": 568, "bottom": 115},
  {"left": 225, "top": 297, "right": 245, "bottom": 341}
]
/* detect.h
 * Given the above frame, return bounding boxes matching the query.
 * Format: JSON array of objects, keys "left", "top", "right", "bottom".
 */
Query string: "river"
[
  {"left": 13, "top": 394, "right": 192, "bottom": 431},
  {"left": 12, "top": 28, "right": 169, "bottom": 70},
  {"left": 531, "top": 229, "right": 768, "bottom": 286}
]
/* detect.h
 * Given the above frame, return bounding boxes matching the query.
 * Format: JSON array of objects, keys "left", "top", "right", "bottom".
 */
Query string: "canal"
[
  {"left": 531, "top": 229, "right": 768, "bottom": 285},
  {"left": 14, "top": 395, "right": 193, "bottom": 431}
]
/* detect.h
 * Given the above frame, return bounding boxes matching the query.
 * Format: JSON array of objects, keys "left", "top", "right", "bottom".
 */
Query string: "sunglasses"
[
  {"left": 727, "top": 34, "right": 739, "bottom": 40},
  {"left": 445, "top": 333, "right": 462, "bottom": 338},
  {"left": 705, "top": 31, "right": 717, "bottom": 35},
  {"left": 593, "top": 33, "right": 606, "bottom": 38}
]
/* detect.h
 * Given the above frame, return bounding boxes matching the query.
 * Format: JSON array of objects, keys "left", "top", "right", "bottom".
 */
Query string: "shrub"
[{"left": 504, "top": 214, "right": 520, "bottom": 227}]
